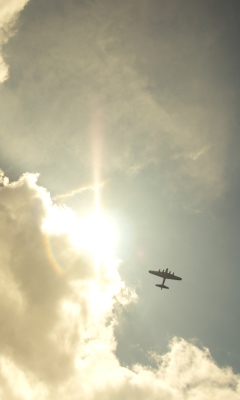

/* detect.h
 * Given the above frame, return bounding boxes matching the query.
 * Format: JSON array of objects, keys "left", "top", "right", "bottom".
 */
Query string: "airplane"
[{"left": 149, "top": 268, "right": 182, "bottom": 290}]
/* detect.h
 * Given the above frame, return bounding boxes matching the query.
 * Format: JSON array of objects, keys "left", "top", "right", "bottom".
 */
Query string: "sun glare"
[
  {"left": 42, "top": 206, "right": 118, "bottom": 267},
  {"left": 42, "top": 104, "right": 116, "bottom": 268},
  {"left": 69, "top": 212, "right": 117, "bottom": 265}
]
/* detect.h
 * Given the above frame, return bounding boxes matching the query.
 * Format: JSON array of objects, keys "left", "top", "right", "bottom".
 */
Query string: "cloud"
[
  {"left": 173, "top": 146, "right": 210, "bottom": 161},
  {"left": 0, "top": 169, "right": 9, "bottom": 185},
  {"left": 0, "top": 172, "right": 239, "bottom": 399},
  {"left": 0, "top": 0, "right": 30, "bottom": 82},
  {"left": 0, "top": 0, "right": 235, "bottom": 207}
]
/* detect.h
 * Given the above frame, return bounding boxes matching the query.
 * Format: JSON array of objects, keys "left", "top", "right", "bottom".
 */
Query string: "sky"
[{"left": 0, "top": 0, "right": 240, "bottom": 398}]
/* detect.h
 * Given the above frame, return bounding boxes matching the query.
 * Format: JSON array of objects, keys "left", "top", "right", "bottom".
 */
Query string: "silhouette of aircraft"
[{"left": 149, "top": 268, "right": 182, "bottom": 290}]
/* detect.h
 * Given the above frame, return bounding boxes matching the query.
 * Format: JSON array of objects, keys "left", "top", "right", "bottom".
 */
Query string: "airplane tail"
[{"left": 155, "top": 284, "right": 169, "bottom": 290}]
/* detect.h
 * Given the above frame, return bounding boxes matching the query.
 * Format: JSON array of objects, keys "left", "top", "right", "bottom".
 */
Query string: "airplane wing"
[
  {"left": 165, "top": 272, "right": 182, "bottom": 280},
  {"left": 149, "top": 270, "right": 165, "bottom": 278},
  {"left": 149, "top": 270, "right": 182, "bottom": 280}
]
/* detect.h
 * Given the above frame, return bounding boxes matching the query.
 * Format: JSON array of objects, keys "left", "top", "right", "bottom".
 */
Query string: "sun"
[
  {"left": 69, "top": 211, "right": 118, "bottom": 266},
  {"left": 42, "top": 205, "right": 118, "bottom": 268}
]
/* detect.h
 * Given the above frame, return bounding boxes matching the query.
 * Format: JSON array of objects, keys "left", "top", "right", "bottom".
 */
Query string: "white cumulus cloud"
[
  {"left": 0, "top": 0, "right": 30, "bottom": 82},
  {"left": 0, "top": 172, "right": 239, "bottom": 399}
]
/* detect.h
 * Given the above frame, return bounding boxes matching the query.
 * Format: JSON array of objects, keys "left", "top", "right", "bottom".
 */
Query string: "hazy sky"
[{"left": 0, "top": 0, "right": 240, "bottom": 398}]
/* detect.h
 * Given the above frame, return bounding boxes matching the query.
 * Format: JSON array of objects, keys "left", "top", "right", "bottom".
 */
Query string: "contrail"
[{"left": 53, "top": 181, "right": 106, "bottom": 202}]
